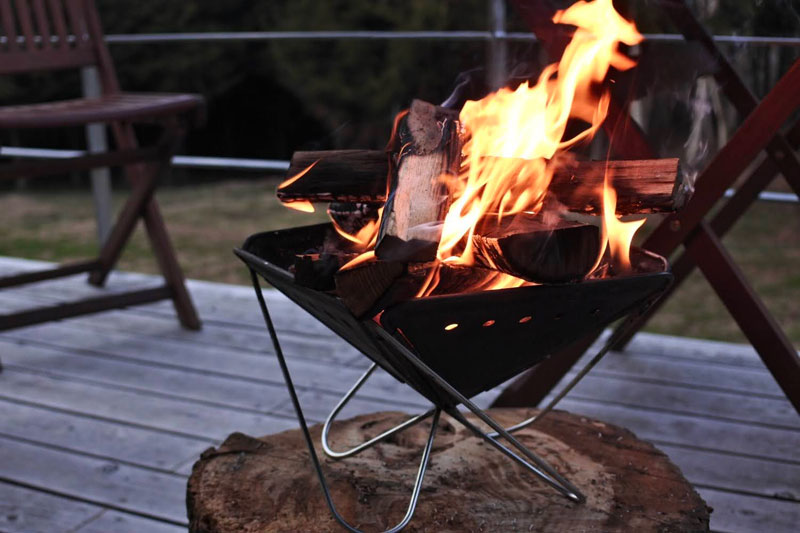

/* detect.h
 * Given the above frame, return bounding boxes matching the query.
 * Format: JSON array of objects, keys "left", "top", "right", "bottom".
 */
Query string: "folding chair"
[{"left": 0, "top": 0, "right": 202, "bottom": 332}]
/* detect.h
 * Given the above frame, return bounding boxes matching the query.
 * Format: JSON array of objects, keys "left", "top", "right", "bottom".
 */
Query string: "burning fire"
[
  {"left": 439, "top": 0, "right": 643, "bottom": 270},
  {"left": 282, "top": 0, "right": 646, "bottom": 293}
]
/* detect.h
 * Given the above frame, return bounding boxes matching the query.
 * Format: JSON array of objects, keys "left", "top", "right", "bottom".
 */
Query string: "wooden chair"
[
  {"left": 494, "top": 0, "right": 800, "bottom": 414},
  {"left": 0, "top": 0, "right": 202, "bottom": 331}
]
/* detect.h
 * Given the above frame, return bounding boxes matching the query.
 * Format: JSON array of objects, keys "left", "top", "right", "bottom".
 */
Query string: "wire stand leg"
[
  {"left": 372, "top": 327, "right": 585, "bottom": 503},
  {"left": 322, "top": 362, "right": 436, "bottom": 459},
  {"left": 251, "top": 270, "right": 441, "bottom": 533},
  {"left": 490, "top": 314, "right": 653, "bottom": 438}
]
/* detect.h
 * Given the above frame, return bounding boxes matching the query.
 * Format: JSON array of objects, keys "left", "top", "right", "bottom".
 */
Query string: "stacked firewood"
[{"left": 278, "top": 100, "right": 685, "bottom": 318}]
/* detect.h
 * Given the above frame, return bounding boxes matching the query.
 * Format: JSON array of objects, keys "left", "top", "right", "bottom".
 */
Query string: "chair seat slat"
[{"left": 0, "top": 92, "right": 203, "bottom": 128}]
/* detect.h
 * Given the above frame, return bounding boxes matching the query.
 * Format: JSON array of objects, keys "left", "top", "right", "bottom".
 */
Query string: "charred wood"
[
  {"left": 334, "top": 259, "right": 405, "bottom": 318},
  {"left": 277, "top": 150, "right": 390, "bottom": 204},
  {"left": 471, "top": 215, "right": 601, "bottom": 283},
  {"left": 291, "top": 253, "right": 357, "bottom": 292},
  {"left": 279, "top": 151, "right": 684, "bottom": 215}
]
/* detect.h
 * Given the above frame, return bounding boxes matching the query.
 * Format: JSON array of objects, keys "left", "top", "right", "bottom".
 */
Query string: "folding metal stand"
[
  {"left": 249, "top": 270, "right": 586, "bottom": 533},
  {"left": 237, "top": 223, "right": 672, "bottom": 532},
  {"left": 496, "top": 0, "right": 800, "bottom": 414}
]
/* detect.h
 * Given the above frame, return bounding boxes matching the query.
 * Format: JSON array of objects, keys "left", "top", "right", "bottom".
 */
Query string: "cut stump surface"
[{"left": 187, "top": 409, "right": 709, "bottom": 532}]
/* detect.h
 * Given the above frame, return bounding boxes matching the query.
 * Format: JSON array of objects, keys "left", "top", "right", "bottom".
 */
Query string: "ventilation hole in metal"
[
  {"left": 444, "top": 323, "right": 459, "bottom": 331},
  {"left": 482, "top": 320, "right": 496, "bottom": 327},
  {"left": 519, "top": 316, "right": 532, "bottom": 323}
]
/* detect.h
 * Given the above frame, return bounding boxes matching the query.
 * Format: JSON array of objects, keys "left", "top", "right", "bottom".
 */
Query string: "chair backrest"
[{"left": 0, "top": 0, "right": 118, "bottom": 90}]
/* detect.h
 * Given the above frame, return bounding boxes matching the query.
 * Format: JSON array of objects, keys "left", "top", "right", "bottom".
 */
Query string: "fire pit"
[{"left": 234, "top": 1, "right": 690, "bottom": 530}]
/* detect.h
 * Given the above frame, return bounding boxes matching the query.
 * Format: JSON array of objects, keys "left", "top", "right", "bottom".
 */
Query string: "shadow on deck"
[{"left": 0, "top": 256, "right": 797, "bottom": 533}]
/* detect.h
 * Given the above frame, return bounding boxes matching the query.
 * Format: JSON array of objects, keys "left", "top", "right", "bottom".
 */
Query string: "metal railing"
[{"left": 2, "top": 5, "right": 798, "bottom": 242}]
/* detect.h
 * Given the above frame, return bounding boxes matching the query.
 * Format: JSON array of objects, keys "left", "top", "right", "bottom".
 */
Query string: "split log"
[
  {"left": 277, "top": 152, "right": 684, "bottom": 215},
  {"left": 187, "top": 409, "right": 710, "bottom": 533},
  {"left": 548, "top": 157, "right": 686, "bottom": 214},
  {"left": 375, "top": 100, "right": 462, "bottom": 262},
  {"left": 471, "top": 215, "right": 602, "bottom": 283}
]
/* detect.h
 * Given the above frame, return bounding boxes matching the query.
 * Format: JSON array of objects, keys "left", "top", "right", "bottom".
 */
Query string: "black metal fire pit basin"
[{"left": 235, "top": 223, "right": 672, "bottom": 407}]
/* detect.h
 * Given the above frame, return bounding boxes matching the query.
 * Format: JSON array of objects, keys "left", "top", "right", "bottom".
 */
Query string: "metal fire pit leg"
[
  {"left": 372, "top": 327, "right": 585, "bottom": 504},
  {"left": 250, "top": 270, "right": 442, "bottom": 533},
  {"left": 322, "top": 362, "right": 436, "bottom": 459},
  {"left": 491, "top": 324, "right": 629, "bottom": 437}
]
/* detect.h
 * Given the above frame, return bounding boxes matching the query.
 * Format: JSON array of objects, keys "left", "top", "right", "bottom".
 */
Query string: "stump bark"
[{"left": 187, "top": 409, "right": 709, "bottom": 533}]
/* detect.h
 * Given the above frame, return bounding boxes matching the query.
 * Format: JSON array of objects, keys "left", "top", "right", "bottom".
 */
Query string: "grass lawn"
[{"left": 1, "top": 178, "right": 798, "bottom": 346}]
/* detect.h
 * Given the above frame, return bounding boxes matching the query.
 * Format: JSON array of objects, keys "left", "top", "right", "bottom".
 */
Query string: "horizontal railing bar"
[
  {"left": 2, "top": 146, "right": 797, "bottom": 203},
  {"left": 0, "top": 147, "right": 290, "bottom": 171},
  {"left": 1, "top": 31, "right": 800, "bottom": 46}
]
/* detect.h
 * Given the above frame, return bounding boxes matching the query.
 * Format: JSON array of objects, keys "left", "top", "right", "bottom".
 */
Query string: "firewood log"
[
  {"left": 278, "top": 150, "right": 390, "bottom": 204},
  {"left": 277, "top": 153, "right": 684, "bottom": 215},
  {"left": 335, "top": 259, "right": 404, "bottom": 318},
  {"left": 471, "top": 215, "right": 601, "bottom": 283},
  {"left": 374, "top": 100, "right": 462, "bottom": 262}
]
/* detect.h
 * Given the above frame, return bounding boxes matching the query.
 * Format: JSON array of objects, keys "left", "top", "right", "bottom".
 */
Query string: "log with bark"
[
  {"left": 374, "top": 100, "right": 462, "bottom": 262},
  {"left": 278, "top": 151, "right": 685, "bottom": 215},
  {"left": 187, "top": 409, "right": 710, "bottom": 533}
]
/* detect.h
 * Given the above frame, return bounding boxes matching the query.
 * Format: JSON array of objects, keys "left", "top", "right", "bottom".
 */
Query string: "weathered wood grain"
[
  {"left": 0, "top": 369, "right": 296, "bottom": 440},
  {"left": 0, "top": 256, "right": 798, "bottom": 533},
  {"left": 0, "top": 398, "right": 210, "bottom": 471},
  {"left": 0, "top": 481, "right": 100, "bottom": 533},
  {"left": 0, "top": 436, "right": 188, "bottom": 524},
  {"left": 187, "top": 409, "right": 709, "bottom": 533}
]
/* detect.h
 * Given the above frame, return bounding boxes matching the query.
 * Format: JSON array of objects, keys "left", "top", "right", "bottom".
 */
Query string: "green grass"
[{"left": 1, "top": 178, "right": 797, "bottom": 346}]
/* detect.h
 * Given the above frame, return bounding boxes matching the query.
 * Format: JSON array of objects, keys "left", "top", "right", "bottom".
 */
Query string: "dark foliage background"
[{"left": 0, "top": 0, "right": 798, "bottom": 163}]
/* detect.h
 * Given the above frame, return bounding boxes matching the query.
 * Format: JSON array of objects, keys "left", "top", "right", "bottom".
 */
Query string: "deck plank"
[
  {"left": 0, "top": 398, "right": 210, "bottom": 471},
  {"left": 0, "top": 256, "right": 798, "bottom": 533},
  {"left": 0, "top": 436, "right": 187, "bottom": 524},
  {"left": 0, "top": 481, "right": 101, "bottom": 533}
]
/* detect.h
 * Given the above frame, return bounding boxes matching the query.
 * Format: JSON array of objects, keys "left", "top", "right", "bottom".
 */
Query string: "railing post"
[
  {"left": 487, "top": 0, "right": 508, "bottom": 90},
  {"left": 81, "top": 66, "right": 113, "bottom": 246}
]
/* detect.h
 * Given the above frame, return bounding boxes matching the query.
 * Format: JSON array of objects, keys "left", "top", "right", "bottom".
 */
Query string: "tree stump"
[{"left": 187, "top": 409, "right": 709, "bottom": 532}]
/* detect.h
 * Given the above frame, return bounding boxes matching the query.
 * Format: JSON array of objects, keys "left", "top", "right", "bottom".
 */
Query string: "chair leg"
[
  {"left": 140, "top": 198, "right": 201, "bottom": 330},
  {"left": 88, "top": 159, "right": 161, "bottom": 287},
  {"left": 96, "top": 121, "right": 201, "bottom": 330}
]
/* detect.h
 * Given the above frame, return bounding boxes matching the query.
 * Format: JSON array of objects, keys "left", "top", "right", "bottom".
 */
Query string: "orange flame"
[
  {"left": 431, "top": 0, "right": 642, "bottom": 286},
  {"left": 281, "top": 0, "right": 647, "bottom": 298},
  {"left": 278, "top": 160, "right": 319, "bottom": 213},
  {"left": 332, "top": 207, "right": 383, "bottom": 250},
  {"left": 602, "top": 177, "right": 645, "bottom": 271}
]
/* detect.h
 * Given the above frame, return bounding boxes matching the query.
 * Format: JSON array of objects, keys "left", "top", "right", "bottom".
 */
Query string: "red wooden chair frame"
[
  {"left": 0, "top": 0, "right": 202, "bottom": 332},
  {"left": 494, "top": 0, "right": 800, "bottom": 413}
]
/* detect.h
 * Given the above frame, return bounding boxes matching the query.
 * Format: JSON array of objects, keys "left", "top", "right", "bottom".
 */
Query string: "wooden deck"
[{"left": 0, "top": 255, "right": 797, "bottom": 533}]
